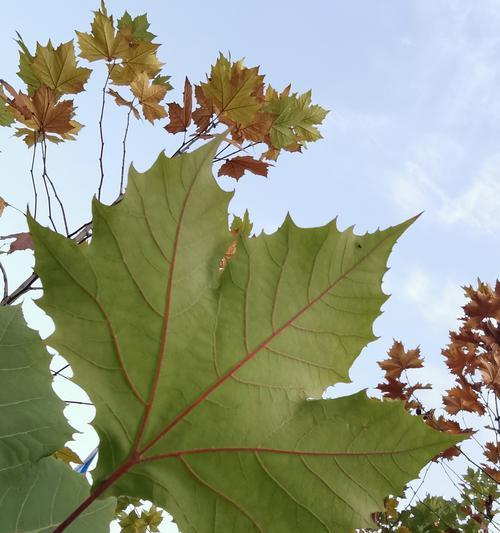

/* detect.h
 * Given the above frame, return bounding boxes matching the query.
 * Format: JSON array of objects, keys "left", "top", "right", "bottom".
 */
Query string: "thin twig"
[
  {"left": 40, "top": 161, "right": 57, "bottom": 232},
  {"left": 1, "top": 126, "right": 220, "bottom": 306},
  {"left": 42, "top": 136, "right": 69, "bottom": 236},
  {"left": 0, "top": 262, "right": 8, "bottom": 300},
  {"left": 97, "top": 64, "right": 115, "bottom": 200},
  {"left": 30, "top": 138, "right": 38, "bottom": 218},
  {"left": 63, "top": 400, "right": 94, "bottom": 406},
  {"left": 213, "top": 141, "right": 259, "bottom": 162},
  {"left": 120, "top": 98, "right": 135, "bottom": 195},
  {"left": 52, "top": 363, "right": 70, "bottom": 377},
  {"left": 171, "top": 116, "right": 220, "bottom": 157}
]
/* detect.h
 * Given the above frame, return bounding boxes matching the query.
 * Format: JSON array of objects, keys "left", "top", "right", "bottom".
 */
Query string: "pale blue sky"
[{"left": 1, "top": 1, "right": 499, "bottom": 531}]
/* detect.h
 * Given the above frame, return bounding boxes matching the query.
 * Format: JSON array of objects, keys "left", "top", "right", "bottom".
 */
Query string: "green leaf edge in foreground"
[
  {"left": 0, "top": 305, "right": 115, "bottom": 533},
  {"left": 28, "top": 139, "right": 465, "bottom": 532}
]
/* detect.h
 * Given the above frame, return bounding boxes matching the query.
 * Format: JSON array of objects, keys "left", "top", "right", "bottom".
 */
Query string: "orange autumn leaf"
[
  {"left": 1, "top": 81, "right": 75, "bottom": 136},
  {"left": 483, "top": 466, "right": 500, "bottom": 483},
  {"left": 442, "top": 343, "right": 472, "bottom": 376},
  {"left": 443, "top": 383, "right": 485, "bottom": 416},
  {"left": 479, "top": 351, "right": 500, "bottom": 394},
  {"left": 463, "top": 280, "right": 500, "bottom": 327},
  {"left": 484, "top": 441, "right": 500, "bottom": 464},
  {"left": 192, "top": 84, "right": 214, "bottom": 132},
  {"left": 217, "top": 155, "right": 271, "bottom": 181},
  {"left": 165, "top": 77, "right": 193, "bottom": 133},
  {"left": 107, "top": 88, "right": 140, "bottom": 119},
  {"left": 378, "top": 340, "right": 423, "bottom": 380},
  {"left": 376, "top": 378, "right": 406, "bottom": 400}
]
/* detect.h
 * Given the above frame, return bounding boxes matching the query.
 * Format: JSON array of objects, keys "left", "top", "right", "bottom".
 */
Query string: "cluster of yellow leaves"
[
  {"left": 163, "top": 54, "right": 328, "bottom": 180},
  {"left": 1, "top": 1, "right": 326, "bottom": 184},
  {"left": 0, "top": 1, "right": 172, "bottom": 146},
  {"left": 0, "top": 38, "right": 89, "bottom": 146},
  {"left": 77, "top": 2, "right": 171, "bottom": 124}
]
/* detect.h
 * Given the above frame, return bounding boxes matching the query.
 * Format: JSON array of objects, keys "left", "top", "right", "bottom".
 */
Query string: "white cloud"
[
  {"left": 392, "top": 152, "right": 500, "bottom": 233},
  {"left": 438, "top": 156, "right": 500, "bottom": 231},
  {"left": 391, "top": 160, "right": 446, "bottom": 215},
  {"left": 402, "top": 268, "right": 465, "bottom": 326}
]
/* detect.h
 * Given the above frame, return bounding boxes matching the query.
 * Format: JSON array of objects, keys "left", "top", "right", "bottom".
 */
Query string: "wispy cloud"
[
  {"left": 439, "top": 155, "right": 500, "bottom": 232},
  {"left": 392, "top": 152, "right": 500, "bottom": 233},
  {"left": 402, "top": 268, "right": 465, "bottom": 327}
]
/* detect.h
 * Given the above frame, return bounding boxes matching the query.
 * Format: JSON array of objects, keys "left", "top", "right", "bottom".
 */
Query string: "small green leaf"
[
  {"left": 117, "top": 11, "right": 156, "bottom": 42},
  {"left": 0, "top": 87, "right": 14, "bottom": 127},
  {"left": 15, "top": 33, "right": 40, "bottom": 95},
  {"left": 265, "top": 88, "right": 328, "bottom": 149}
]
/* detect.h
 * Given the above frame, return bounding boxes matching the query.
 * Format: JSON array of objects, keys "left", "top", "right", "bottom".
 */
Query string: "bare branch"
[
  {"left": 0, "top": 262, "right": 8, "bottom": 300},
  {"left": 120, "top": 98, "right": 135, "bottom": 195},
  {"left": 30, "top": 139, "right": 38, "bottom": 218},
  {"left": 42, "top": 136, "right": 69, "bottom": 236},
  {"left": 97, "top": 64, "right": 115, "bottom": 201}
]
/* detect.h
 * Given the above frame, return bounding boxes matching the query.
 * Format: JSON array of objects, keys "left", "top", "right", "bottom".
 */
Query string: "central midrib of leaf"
[
  {"left": 135, "top": 226, "right": 399, "bottom": 458},
  {"left": 133, "top": 152, "right": 211, "bottom": 453}
]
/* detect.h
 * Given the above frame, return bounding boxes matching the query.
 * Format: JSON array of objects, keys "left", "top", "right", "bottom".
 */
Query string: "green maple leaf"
[
  {"left": 265, "top": 88, "right": 328, "bottom": 149},
  {"left": 0, "top": 306, "right": 115, "bottom": 532},
  {"left": 29, "top": 140, "right": 463, "bottom": 532},
  {"left": 0, "top": 87, "right": 14, "bottom": 127},
  {"left": 15, "top": 33, "right": 41, "bottom": 95},
  {"left": 117, "top": 11, "right": 156, "bottom": 42},
  {"left": 31, "top": 40, "right": 92, "bottom": 94}
]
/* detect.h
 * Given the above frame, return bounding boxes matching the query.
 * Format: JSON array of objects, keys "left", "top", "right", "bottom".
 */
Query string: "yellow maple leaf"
[
  {"left": 109, "top": 41, "right": 162, "bottom": 85},
  {"left": 200, "top": 54, "right": 264, "bottom": 125},
  {"left": 130, "top": 72, "right": 168, "bottom": 122},
  {"left": 54, "top": 446, "right": 83, "bottom": 466},
  {"left": 32, "top": 40, "right": 91, "bottom": 94},
  {"left": 76, "top": 7, "right": 129, "bottom": 62}
]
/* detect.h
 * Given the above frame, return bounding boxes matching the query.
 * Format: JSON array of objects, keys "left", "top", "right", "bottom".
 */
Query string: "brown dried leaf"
[
  {"left": 479, "top": 351, "right": 500, "bottom": 394},
  {"left": 217, "top": 155, "right": 271, "bottom": 181},
  {"left": 1, "top": 82, "right": 75, "bottom": 137},
  {"left": 107, "top": 89, "right": 140, "bottom": 119},
  {"left": 484, "top": 441, "right": 500, "bottom": 464},
  {"left": 192, "top": 84, "right": 214, "bottom": 133},
  {"left": 463, "top": 280, "right": 500, "bottom": 327},
  {"left": 376, "top": 378, "right": 406, "bottom": 400},
  {"left": 483, "top": 466, "right": 500, "bottom": 483},
  {"left": 165, "top": 77, "right": 193, "bottom": 133},
  {"left": 0, "top": 232, "right": 34, "bottom": 253},
  {"left": 443, "top": 383, "right": 485, "bottom": 415},
  {"left": 378, "top": 340, "right": 423, "bottom": 380}
]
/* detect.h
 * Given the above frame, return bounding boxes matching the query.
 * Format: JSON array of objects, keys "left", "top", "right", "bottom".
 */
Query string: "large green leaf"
[
  {"left": 0, "top": 305, "right": 115, "bottom": 532},
  {"left": 29, "top": 140, "right": 462, "bottom": 532},
  {"left": 0, "top": 458, "right": 115, "bottom": 533},
  {"left": 0, "top": 305, "right": 69, "bottom": 474}
]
